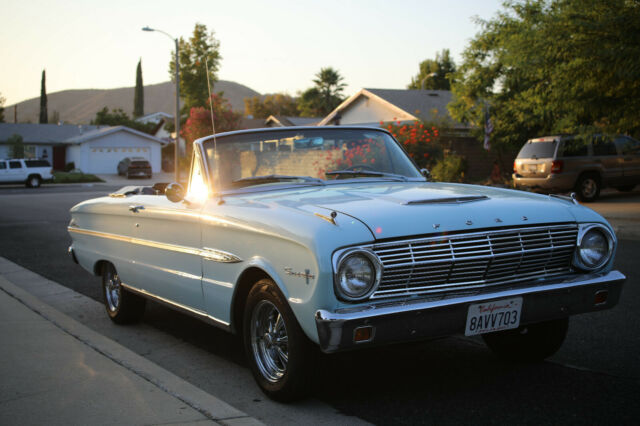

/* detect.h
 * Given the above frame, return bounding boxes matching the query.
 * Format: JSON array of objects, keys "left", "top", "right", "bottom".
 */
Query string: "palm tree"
[{"left": 313, "top": 67, "right": 346, "bottom": 113}]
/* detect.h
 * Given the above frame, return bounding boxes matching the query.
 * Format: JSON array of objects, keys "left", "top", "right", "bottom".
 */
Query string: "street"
[{"left": 1, "top": 183, "right": 639, "bottom": 425}]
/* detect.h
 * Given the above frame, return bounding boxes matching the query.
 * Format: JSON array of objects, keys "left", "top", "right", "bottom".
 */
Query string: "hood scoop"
[{"left": 404, "top": 195, "right": 489, "bottom": 205}]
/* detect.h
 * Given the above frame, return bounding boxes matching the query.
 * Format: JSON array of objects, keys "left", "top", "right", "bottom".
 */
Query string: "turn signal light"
[
  {"left": 594, "top": 290, "right": 608, "bottom": 305},
  {"left": 354, "top": 326, "right": 373, "bottom": 343},
  {"left": 551, "top": 160, "right": 564, "bottom": 174}
]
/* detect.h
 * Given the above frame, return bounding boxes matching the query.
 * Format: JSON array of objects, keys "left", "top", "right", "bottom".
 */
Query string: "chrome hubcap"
[
  {"left": 251, "top": 300, "right": 289, "bottom": 383},
  {"left": 104, "top": 267, "right": 121, "bottom": 312},
  {"left": 581, "top": 178, "right": 597, "bottom": 198}
]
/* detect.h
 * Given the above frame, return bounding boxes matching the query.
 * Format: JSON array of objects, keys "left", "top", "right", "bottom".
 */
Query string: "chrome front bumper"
[{"left": 315, "top": 270, "right": 626, "bottom": 353}]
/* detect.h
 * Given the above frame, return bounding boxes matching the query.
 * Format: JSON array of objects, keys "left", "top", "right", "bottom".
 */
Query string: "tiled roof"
[{"left": 365, "top": 89, "right": 453, "bottom": 121}]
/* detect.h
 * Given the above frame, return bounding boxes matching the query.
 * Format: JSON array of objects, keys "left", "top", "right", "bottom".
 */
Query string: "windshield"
[{"left": 202, "top": 128, "right": 422, "bottom": 192}]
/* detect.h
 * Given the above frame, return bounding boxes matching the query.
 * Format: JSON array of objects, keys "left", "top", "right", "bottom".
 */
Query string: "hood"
[{"left": 257, "top": 181, "right": 579, "bottom": 240}]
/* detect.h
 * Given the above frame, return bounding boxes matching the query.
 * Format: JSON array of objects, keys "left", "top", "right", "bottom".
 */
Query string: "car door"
[
  {"left": 125, "top": 194, "right": 206, "bottom": 312},
  {"left": 592, "top": 135, "right": 624, "bottom": 186},
  {"left": 7, "top": 160, "right": 26, "bottom": 183},
  {"left": 615, "top": 136, "right": 640, "bottom": 184}
]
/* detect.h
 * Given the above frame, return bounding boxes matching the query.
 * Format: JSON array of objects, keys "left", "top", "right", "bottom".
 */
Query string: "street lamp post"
[{"left": 142, "top": 26, "right": 181, "bottom": 183}]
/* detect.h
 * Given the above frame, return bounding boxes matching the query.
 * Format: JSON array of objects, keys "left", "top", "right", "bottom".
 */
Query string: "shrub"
[
  {"left": 64, "top": 162, "right": 75, "bottom": 172},
  {"left": 53, "top": 171, "right": 104, "bottom": 183},
  {"left": 431, "top": 154, "right": 466, "bottom": 182},
  {"left": 381, "top": 120, "right": 441, "bottom": 168}
]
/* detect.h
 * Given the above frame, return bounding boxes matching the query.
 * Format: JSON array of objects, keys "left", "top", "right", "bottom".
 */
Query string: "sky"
[{"left": 0, "top": 0, "right": 504, "bottom": 106}]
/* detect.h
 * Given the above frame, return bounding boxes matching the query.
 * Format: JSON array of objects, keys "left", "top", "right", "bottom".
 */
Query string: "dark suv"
[
  {"left": 513, "top": 134, "right": 640, "bottom": 201},
  {"left": 117, "top": 157, "right": 152, "bottom": 179}
]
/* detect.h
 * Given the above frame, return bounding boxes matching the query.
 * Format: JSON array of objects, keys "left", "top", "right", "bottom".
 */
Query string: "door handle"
[{"left": 129, "top": 205, "right": 145, "bottom": 213}]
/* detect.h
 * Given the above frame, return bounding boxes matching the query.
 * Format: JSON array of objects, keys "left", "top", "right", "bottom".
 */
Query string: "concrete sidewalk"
[{"left": 0, "top": 273, "right": 262, "bottom": 426}]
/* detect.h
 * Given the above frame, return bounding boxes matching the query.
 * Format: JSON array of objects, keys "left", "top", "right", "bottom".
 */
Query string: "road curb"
[{"left": 0, "top": 266, "right": 263, "bottom": 426}]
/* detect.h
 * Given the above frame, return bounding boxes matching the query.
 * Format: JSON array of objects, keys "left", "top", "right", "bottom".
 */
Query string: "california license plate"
[{"left": 464, "top": 297, "right": 522, "bottom": 336}]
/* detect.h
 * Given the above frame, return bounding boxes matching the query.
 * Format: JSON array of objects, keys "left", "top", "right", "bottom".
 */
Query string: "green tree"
[
  {"left": 133, "top": 59, "right": 144, "bottom": 118},
  {"left": 244, "top": 93, "right": 299, "bottom": 118},
  {"left": 298, "top": 67, "right": 346, "bottom": 117},
  {"left": 449, "top": 0, "right": 640, "bottom": 153},
  {"left": 0, "top": 92, "right": 5, "bottom": 123},
  {"left": 8, "top": 134, "right": 24, "bottom": 158},
  {"left": 39, "top": 70, "right": 48, "bottom": 124},
  {"left": 169, "top": 23, "right": 222, "bottom": 114},
  {"left": 91, "top": 107, "right": 155, "bottom": 134},
  {"left": 408, "top": 49, "right": 457, "bottom": 90}
]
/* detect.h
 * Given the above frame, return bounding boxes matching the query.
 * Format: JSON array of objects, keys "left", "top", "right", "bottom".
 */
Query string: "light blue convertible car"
[{"left": 68, "top": 127, "right": 626, "bottom": 401}]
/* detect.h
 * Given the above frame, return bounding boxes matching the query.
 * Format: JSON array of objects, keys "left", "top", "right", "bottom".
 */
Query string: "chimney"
[{"left": 14, "top": 105, "right": 17, "bottom": 123}]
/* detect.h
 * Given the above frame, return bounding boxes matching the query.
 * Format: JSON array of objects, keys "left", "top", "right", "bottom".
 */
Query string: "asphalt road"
[{"left": 1, "top": 183, "right": 639, "bottom": 425}]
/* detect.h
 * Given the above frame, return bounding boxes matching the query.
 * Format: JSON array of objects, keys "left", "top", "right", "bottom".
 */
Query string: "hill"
[{"left": 7, "top": 80, "right": 260, "bottom": 124}]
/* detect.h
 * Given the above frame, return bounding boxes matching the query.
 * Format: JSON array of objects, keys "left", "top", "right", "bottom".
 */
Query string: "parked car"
[
  {"left": 117, "top": 157, "right": 152, "bottom": 179},
  {"left": 0, "top": 159, "right": 53, "bottom": 188},
  {"left": 513, "top": 134, "right": 640, "bottom": 201},
  {"left": 68, "top": 127, "right": 626, "bottom": 401}
]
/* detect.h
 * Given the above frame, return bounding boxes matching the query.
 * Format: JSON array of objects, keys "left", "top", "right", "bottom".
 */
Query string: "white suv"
[{"left": 0, "top": 159, "right": 54, "bottom": 188}]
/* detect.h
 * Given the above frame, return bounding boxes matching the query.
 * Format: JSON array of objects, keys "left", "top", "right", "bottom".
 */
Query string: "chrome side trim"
[
  {"left": 120, "top": 283, "right": 230, "bottom": 328},
  {"left": 202, "top": 247, "right": 243, "bottom": 263},
  {"left": 67, "top": 227, "right": 243, "bottom": 263}
]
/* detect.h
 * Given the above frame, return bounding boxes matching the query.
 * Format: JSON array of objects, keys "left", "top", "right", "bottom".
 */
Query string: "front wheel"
[
  {"left": 102, "top": 263, "right": 146, "bottom": 324},
  {"left": 482, "top": 317, "right": 569, "bottom": 362},
  {"left": 243, "top": 279, "right": 313, "bottom": 401}
]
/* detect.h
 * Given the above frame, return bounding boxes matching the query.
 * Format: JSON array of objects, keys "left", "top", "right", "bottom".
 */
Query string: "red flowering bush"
[
  {"left": 381, "top": 119, "right": 441, "bottom": 168},
  {"left": 181, "top": 93, "right": 243, "bottom": 156}
]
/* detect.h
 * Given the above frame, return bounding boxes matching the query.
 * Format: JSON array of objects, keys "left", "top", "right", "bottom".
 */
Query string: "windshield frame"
[{"left": 193, "top": 126, "right": 425, "bottom": 196}]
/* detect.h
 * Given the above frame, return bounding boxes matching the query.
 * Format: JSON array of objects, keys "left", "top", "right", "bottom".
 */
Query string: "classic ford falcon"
[{"left": 68, "top": 127, "right": 626, "bottom": 401}]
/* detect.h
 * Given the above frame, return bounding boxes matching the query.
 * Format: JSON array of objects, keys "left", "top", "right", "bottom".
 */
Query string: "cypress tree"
[
  {"left": 133, "top": 59, "right": 144, "bottom": 118},
  {"left": 39, "top": 70, "right": 48, "bottom": 124}
]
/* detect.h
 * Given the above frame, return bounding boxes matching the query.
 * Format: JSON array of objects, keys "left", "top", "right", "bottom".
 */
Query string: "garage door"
[{"left": 87, "top": 146, "right": 151, "bottom": 174}]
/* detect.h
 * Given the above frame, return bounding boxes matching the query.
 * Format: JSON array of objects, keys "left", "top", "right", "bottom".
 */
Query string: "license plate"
[
  {"left": 527, "top": 164, "right": 537, "bottom": 172},
  {"left": 464, "top": 297, "right": 522, "bottom": 336}
]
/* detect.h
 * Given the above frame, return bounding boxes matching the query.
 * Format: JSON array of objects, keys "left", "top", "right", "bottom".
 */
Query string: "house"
[
  {"left": 135, "top": 112, "right": 174, "bottom": 142},
  {"left": 265, "top": 115, "right": 321, "bottom": 127},
  {"left": 0, "top": 123, "right": 165, "bottom": 174},
  {"left": 0, "top": 123, "right": 102, "bottom": 169},
  {"left": 65, "top": 126, "right": 164, "bottom": 174},
  {"left": 318, "top": 88, "right": 466, "bottom": 128}
]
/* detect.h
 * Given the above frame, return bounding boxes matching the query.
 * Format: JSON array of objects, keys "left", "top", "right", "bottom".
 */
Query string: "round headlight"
[
  {"left": 335, "top": 251, "right": 381, "bottom": 301},
  {"left": 575, "top": 226, "right": 613, "bottom": 270}
]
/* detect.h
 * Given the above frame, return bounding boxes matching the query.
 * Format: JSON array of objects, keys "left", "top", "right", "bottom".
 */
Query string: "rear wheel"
[
  {"left": 101, "top": 263, "right": 146, "bottom": 324},
  {"left": 243, "top": 278, "right": 313, "bottom": 402},
  {"left": 482, "top": 317, "right": 569, "bottom": 362},
  {"left": 575, "top": 173, "right": 600, "bottom": 202},
  {"left": 26, "top": 175, "right": 41, "bottom": 188}
]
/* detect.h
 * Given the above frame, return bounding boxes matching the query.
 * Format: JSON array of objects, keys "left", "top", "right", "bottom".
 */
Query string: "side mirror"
[
  {"left": 420, "top": 168, "right": 431, "bottom": 180},
  {"left": 165, "top": 183, "right": 185, "bottom": 203}
]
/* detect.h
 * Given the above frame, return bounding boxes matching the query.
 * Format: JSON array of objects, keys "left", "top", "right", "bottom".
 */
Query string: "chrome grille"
[{"left": 371, "top": 224, "right": 578, "bottom": 299}]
